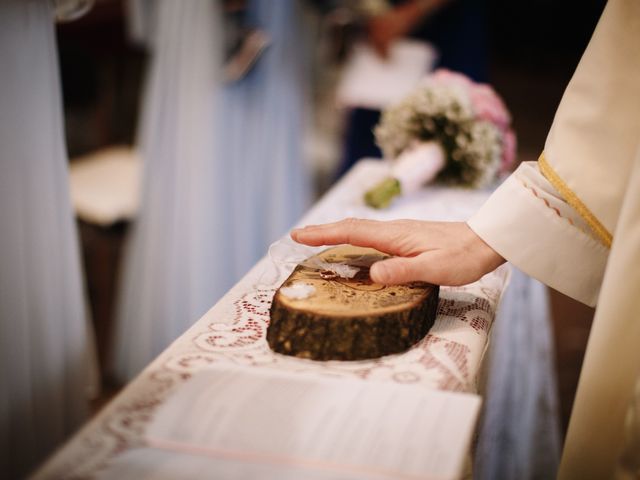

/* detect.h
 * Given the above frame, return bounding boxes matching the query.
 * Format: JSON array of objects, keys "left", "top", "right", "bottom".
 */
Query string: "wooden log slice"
[{"left": 267, "top": 245, "right": 439, "bottom": 361}]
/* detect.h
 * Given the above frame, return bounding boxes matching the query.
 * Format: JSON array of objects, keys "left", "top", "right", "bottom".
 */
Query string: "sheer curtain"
[
  {"left": 0, "top": 1, "right": 97, "bottom": 477},
  {"left": 112, "top": 0, "right": 225, "bottom": 382},
  {"left": 113, "top": 0, "right": 312, "bottom": 383}
]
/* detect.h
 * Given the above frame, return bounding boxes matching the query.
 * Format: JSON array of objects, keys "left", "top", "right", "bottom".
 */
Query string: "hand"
[
  {"left": 291, "top": 218, "right": 505, "bottom": 286},
  {"left": 367, "top": 13, "right": 406, "bottom": 58},
  {"left": 366, "top": 0, "right": 448, "bottom": 58}
]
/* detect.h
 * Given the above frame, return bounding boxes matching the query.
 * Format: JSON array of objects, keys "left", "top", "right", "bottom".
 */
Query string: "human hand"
[
  {"left": 367, "top": 12, "right": 407, "bottom": 58},
  {"left": 291, "top": 218, "right": 505, "bottom": 286},
  {"left": 366, "top": 0, "right": 448, "bottom": 58}
]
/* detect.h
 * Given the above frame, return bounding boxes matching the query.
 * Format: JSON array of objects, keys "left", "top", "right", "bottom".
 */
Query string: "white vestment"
[{"left": 468, "top": 0, "right": 640, "bottom": 477}]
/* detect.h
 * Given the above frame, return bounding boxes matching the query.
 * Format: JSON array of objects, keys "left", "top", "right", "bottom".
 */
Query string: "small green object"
[{"left": 364, "top": 177, "right": 402, "bottom": 209}]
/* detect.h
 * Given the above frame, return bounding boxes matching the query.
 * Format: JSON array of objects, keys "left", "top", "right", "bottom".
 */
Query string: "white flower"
[{"left": 374, "top": 78, "right": 503, "bottom": 188}]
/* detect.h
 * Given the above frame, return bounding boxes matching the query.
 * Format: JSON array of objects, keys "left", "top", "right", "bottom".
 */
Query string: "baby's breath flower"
[{"left": 374, "top": 69, "right": 510, "bottom": 188}]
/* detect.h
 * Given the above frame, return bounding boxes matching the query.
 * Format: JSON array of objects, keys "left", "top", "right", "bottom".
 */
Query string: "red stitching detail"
[{"left": 519, "top": 178, "right": 575, "bottom": 226}]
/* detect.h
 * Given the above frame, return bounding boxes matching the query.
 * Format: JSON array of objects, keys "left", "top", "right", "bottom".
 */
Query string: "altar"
[{"left": 34, "top": 160, "right": 557, "bottom": 479}]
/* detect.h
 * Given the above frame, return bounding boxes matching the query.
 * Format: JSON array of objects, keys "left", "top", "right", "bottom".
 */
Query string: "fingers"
[
  {"left": 291, "top": 218, "right": 414, "bottom": 255},
  {"left": 371, "top": 251, "right": 477, "bottom": 286},
  {"left": 291, "top": 219, "right": 504, "bottom": 287},
  {"left": 370, "top": 255, "right": 430, "bottom": 284},
  {"left": 291, "top": 218, "right": 373, "bottom": 246}
]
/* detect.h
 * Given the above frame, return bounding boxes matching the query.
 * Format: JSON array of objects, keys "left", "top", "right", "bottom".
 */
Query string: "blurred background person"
[
  {"left": 212, "top": 0, "right": 313, "bottom": 283},
  {"left": 110, "top": 0, "right": 225, "bottom": 382},
  {"left": 336, "top": 0, "right": 488, "bottom": 178},
  {"left": 112, "top": 0, "right": 313, "bottom": 383}
]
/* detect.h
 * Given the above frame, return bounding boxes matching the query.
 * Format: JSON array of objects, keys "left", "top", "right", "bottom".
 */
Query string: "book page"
[
  {"left": 113, "top": 365, "right": 480, "bottom": 480},
  {"left": 336, "top": 40, "right": 438, "bottom": 110}
]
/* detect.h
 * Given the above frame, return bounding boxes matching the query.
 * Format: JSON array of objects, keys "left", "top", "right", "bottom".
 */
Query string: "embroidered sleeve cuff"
[{"left": 467, "top": 162, "right": 608, "bottom": 307}]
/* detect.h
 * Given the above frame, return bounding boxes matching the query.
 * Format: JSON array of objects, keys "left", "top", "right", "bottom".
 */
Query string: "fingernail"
[{"left": 370, "top": 262, "right": 388, "bottom": 283}]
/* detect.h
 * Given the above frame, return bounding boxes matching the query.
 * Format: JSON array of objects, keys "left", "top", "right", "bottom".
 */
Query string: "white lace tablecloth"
[{"left": 35, "top": 160, "right": 512, "bottom": 479}]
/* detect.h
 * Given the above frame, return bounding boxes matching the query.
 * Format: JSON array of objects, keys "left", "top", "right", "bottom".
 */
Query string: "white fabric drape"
[
  {"left": 0, "top": 0, "right": 97, "bottom": 477},
  {"left": 112, "top": 0, "right": 224, "bottom": 383}
]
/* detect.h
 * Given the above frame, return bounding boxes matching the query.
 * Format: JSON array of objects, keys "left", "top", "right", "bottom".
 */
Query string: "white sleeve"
[{"left": 467, "top": 161, "right": 609, "bottom": 307}]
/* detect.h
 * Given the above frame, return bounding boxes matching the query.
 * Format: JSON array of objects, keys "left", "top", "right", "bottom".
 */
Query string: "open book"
[{"left": 99, "top": 366, "right": 480, "bottom": 480}]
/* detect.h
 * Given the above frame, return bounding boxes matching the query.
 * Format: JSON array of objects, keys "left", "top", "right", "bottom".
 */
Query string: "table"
[{"left": 35, "top": 160, "right": 511, "bottom": 479}]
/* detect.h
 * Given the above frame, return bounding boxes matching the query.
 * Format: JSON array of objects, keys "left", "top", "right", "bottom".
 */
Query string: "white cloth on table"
[
  {"left": 0, "top": 0, "right": 97, "bottom": 477},
  {"left": 33, "top": 160, "right": 507, "bottom": 479},
  {"left": 331, "top": 160, "right": 562, "bottom": 480}
]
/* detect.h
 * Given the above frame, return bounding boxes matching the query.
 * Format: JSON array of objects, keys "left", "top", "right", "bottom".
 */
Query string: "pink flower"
[
  {"left": 429, "top": 69, "right": 512, "bottom": 131},
  {"left": 428, "top": 68, "right": 517, "bottom": 173},
  {"left": 429, "top": 69, "right": 474, "bottom": 89},
  {"left": 469, "top": 84, "right": 511, "bottom": 131}
]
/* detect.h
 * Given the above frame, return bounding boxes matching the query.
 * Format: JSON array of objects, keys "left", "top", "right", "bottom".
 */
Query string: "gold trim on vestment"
[{"left": 539, "top": 152, "right": 612, "bottom": 248}]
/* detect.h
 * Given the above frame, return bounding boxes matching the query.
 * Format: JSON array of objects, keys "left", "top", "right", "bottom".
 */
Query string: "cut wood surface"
[{"left": 267, "top": 245, "right": 439, "bottom": 361}]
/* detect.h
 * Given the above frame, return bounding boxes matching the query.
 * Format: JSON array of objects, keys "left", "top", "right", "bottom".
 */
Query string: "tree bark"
[{"left": 267, "top": 246, "right": 439, "bottom": 361}]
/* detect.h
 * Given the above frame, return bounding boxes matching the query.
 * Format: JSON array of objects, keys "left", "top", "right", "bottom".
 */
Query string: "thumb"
[{"left": 370, "top": 256, "right": 428, "bottom": 285}]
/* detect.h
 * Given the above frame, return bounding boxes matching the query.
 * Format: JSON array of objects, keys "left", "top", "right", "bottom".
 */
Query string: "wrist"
[{"left": 463, "top": 222, "right": 506, "bottom": 275}]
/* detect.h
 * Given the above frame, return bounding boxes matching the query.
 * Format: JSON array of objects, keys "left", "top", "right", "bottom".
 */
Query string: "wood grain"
[{"left": 267, "top": 245, "right": 439, "bottom": 360}]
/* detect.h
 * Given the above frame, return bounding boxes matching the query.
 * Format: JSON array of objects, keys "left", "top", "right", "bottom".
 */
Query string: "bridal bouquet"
[{"left": 364, "top": 69, "right": 516, "bottom": 208}]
